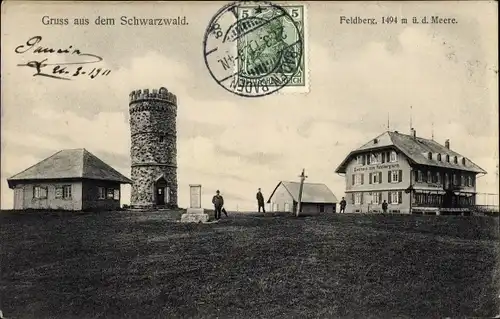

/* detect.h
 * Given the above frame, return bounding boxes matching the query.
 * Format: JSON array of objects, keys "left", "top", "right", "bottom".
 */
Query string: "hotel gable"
[{"left": 335, "top": 129, "right": 486, "bottom": 215}]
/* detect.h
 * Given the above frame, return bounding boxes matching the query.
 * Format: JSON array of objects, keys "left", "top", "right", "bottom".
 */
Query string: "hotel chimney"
[
  {"left": 445, "top": 139, "right": 450, "bottom": 149},
  {"left": 411, "top": 128, "right": 416, "bottom": 138}
]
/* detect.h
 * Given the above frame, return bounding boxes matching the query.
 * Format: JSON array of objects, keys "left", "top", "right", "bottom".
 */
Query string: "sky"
[{"left": 1, "top": 1, "right": 498, "bottom": 210}]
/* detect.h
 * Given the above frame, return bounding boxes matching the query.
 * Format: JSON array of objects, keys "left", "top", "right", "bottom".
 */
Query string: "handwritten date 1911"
[
  {"left": 54, "top": 64, "right": 112, "bottom": 79},
  {"left": 15, "top": 36, "right": 110, "bottom": 81}
]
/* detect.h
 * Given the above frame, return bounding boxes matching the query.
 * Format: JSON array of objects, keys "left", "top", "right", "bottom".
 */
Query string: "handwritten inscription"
[
  {"left": 354, "top": 163, "right": 400, "bottom": 172},
  {"left": 15, "top": 36, "right": 110, "bottom": 81}
]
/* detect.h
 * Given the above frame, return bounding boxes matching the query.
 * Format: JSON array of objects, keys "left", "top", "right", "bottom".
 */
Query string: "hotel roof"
[
  {"left": 7, "top": 148, "right": 132, "bottom": 188},
  {"left": 335, "top": 131, "right": 487, "bottom": 174},
  {"left": 267, "top": 181, "right": 338, "bottom": 204}
]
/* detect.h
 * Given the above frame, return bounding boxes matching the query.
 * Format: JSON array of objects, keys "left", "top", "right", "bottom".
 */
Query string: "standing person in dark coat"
[
  {"left": 382, "top": 200, "right": 388, "bottom": 214},
  {"left": 256, "top": 188, "right": 266, "bottom": 213},
  {"left": 212, "top": 190, "right": 224, "bottom": 220},
  {"left": 339, "top": 197, "right": 347, "bottom": 213}
]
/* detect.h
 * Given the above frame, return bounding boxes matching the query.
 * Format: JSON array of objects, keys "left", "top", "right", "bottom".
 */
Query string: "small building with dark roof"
[
  {"left": 334, "top": 129, "right": 486, "bottom": 214},
  {"left": 266, "top": 181, "right": 338, "bottom": 215},
  {"left": 7, "top": 148, "right": 132, "bottom": 211}
]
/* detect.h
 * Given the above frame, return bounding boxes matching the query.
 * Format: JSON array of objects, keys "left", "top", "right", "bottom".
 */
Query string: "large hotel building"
[{"left": 335, "top": 129, "right": 486, "bottom": 214}]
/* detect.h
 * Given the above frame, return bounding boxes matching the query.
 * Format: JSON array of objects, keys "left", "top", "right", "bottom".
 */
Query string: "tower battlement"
[{"left": 129, "top": 87, "right": 177, "bottom": 106}]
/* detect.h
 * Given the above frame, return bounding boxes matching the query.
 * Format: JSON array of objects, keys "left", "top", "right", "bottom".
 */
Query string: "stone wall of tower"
[{"left": 129, "top": 87, "right": 178, "bottom": 208}]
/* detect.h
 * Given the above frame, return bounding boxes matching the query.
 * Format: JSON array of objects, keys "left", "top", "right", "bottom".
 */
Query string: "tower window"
[{"left": 159, "top": 135, "right": 165, "bottom": 143}]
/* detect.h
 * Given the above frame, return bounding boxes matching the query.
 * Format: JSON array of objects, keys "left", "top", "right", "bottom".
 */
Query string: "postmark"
[{"left": 203, "top": 1, "right": 306, "bottom": 97}]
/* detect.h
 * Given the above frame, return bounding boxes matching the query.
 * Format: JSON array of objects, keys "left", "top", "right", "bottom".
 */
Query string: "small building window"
[
  {"left": 427, "top": 152, "right": 432, "bottom": 160},
  {"left": 33, "top": 186, "right": 48, "bottom": 199},
  {"left": 437, "top": 153, "right": 442, "bottom": 161},
  {"left": 107, "top": 188, "right": 114, "bottom": 199},
  {"left": 113, "top": 189, "right": 120, "bottom": 200},
  {"left": 98, "top": 187, "right": 106, "bottom": 200},
  {"left": 446, "top": 154, "right": 450, "bottom": 162},
  {"left": 55, "top": 186, "right": 63, "bottom": 199},
  {"left": 62, "top": 185, "right": 72, "bottom": 199},
  {"left": 318, "top": 204, "right": 325, "bottom": 213}
]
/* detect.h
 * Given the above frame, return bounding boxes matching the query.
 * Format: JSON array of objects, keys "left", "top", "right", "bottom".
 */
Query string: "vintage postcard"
[{"left": 1, "top": 1, "right": 498, "bottom": 318}]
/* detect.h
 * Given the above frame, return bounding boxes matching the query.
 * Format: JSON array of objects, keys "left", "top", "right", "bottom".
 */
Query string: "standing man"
[
  {"left": 256, "top": 188, "right": 266, "bottom": 213},
  {"left": 212, "top": 190, "right": 224, "bottom": 220},
  {"left": 339, "top": 197, "right": 347, "bottom": 213},
  {"left": 382, "top": 200, "right": 388, "bottom": 214}
]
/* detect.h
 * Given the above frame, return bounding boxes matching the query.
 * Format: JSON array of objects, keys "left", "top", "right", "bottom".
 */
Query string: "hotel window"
[
  {"left": 461, "top": 175, "right": 465, "bottom": 186},
  {"left": 417, "top": 170, "right": 423, "bottom": 182},
  {"left": 33, "top": 186, "right": 48, "bottom": 199},
  {"left": 370, "top": 172, "right": 382, "bottom": 184},
  {"left": 389, "top": 191, "right": 402, "bottom": 204},
  {"left": 370, "top": 153, "right": 381, "bottom": 164},
  {"left": 107, "top": 188, "right": 114, "bottom": 199},
  {"left": 98, "top": 187, "right": 106, "bottom": 200},
  {"left": 436, "top": 172, "right": 441, "bottom": 184},
  {"left": 389, "top": 170, "right": 402, "bottom": 183},
  {"left": 437, "top": 153, "right": 442, "bottom": 161},
  {"left": 355, "top": 193, "right": 363, "bottom": 205},
  {"left": 453, "top": 156, "right": 458, "bottom": 164},
  {"left": 427, "top": 152, "right": 432, "bottom": 160},
  {"left": 62, "top": 185, "right": 72, "bottom": 199},
  {"left": 452, "top": 174, "right": 458, "bottom": 185},
  {"left": 467, "top": 176, "right": 473, "bottom": 187},
  {"left": 371, "top": 192, "right": 381, "bottom": 204},
  {"left": 461, "top": 158, "right": 466, "bottom": 166},
  {"left": 354, "top": 174, "right": 364, "bottom": 185},
  {"left": 427, "top": 171, "right": 432, "bottom": 183},
  {"left": 366, "top": 154, "right": 371, "bottom": 165},
  {"left": 389, "top": 151, "right": 397, "bottom": 162},
  {"left": 446, "top": 154, "right": 450, "bottom": 162},
  {"left": 356, "top": 155, "right": 363, "bottom": 165}
]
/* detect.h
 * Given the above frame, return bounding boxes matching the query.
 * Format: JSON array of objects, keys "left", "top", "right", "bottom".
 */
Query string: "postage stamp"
[{"left": 203, "top": 1, "right": 308, "bottom": 97}]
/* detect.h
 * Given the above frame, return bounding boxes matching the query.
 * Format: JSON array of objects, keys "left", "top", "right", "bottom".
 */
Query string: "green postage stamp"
[
  {"left": 203, "top": 1, "right": 309, "bottom": 97},
  {"left": 236, "top": 3, "right": 308, "bottom": 92}
]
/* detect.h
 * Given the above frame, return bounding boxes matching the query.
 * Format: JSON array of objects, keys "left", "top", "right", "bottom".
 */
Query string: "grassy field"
[{"left": 1, "top": 210, "right": 499, "bottom": 319}]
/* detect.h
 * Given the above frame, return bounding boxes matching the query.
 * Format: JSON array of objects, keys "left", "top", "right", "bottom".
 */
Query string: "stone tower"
[{"left": 129, "top": 87, "right": 178, "bottom": 208}]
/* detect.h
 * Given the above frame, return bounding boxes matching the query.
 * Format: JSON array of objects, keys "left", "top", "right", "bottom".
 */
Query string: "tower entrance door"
[{"left": 155, "top": 177, "right": 168, "bottom": 206}]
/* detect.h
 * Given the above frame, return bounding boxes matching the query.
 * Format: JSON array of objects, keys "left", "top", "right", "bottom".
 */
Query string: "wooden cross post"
[{"left": 296, "top": 168, "right": 308, "bottom": 217}]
